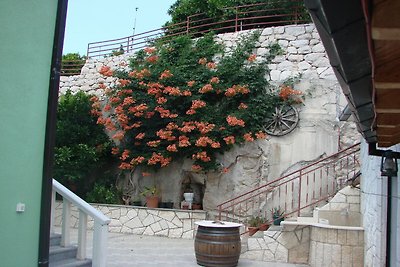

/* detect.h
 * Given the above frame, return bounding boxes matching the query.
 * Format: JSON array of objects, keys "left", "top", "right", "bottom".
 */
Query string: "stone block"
[
  {"left": 270, "top": 70, "right": 281, "bottom": 81},
  {"left": 182, "top": 219, "right": 192, "bottom": 232},
  {"left": 305, "top": 24, "right": 315, "bottom": 33},
  {"left": 125, "top": 216, "right": 143, "bottom": 229},
  {"left": 322, "top": 243, "right": 332, "bottom": 266},
  {"left": 348, "top": 195, "right": 360, "bottom": 204},
  {"left": 275, "top": 244, "right": 288, "bottom": 262},
  {"left": 127, "top": 209, "right": 138, "bottom": 219},
  {"left": 346, "top": 230, "right": 359, "bottom": 246},
  {"left": 341, "top": 245, "right": 352, "bottom": 266},
  {"left": 288, "top": 241, "right": 309, "bottom": 264},
  {"left": 158, "top": 210, "right": 175, "bottom": 222},
  {"left": 298, "top": 61, "right": 311, "bottom": 70},
  {"left": 278, "top": 40, "right": 289, "bottom": 48},
  {"left": 171, "top": 216, "right": 183, "bottom": 227},
  {"left": 181, "top": 230, "right": 194, "bottom": 239},
  {"left": 168, "top": 228, "right": 182, "bottom": 238},
  {"left": 285, "top": 26, "right": 305, "bottom": 36},
  {"left": 298, "top": 45, "right": 312, "bottom": 54},
  {"left": 263, "top": 249, "right": 275, "bottom": 262},
  {"left": 277, "top": 231, "right": 299, "bottom": 249},
  {"left": 309, "top": 241, "right": 316, "bottom": 266},
  {"left": 155, "top": 229, "right": 169, "bottom": 237},
  {"left": 262, "top": 28, "right": 273, "bottom": 35},
  {"left": 314, "top": 242, "right": 323, "bottom": 266},
  {"left": 331, "top": 244, "right": 342, "bottom": 267},
  {"left": 142, "top": 214, "right": 155, "bottom": 226},
  {"left": 280, "top": 70, "right": 293, "bottom": 81},
  {"left": 312, "top": 43, "right": 325, "bottom": 53},
  {"left": 248, "top": 238, "right": 262, "bottom": 250},
  {"left": 298, "top": 33, "right": 312, "bottom": 40},
  {"left": 290, "top": 40, "right": 309, "bottom": 48},
  {"left": 287, "top": 55, "right": 303, "bottom": 62},
  {"left": 274, "top": 26, "right": 285, "bottom": 34},
  {"left": 176, "top": 211, "right": 190, "bottom": 219},
  {"left": 287, "top": 46, "right": 297, "bottom": 54},
  {"left": 352, "top": 246, "right": 364, "bottom": 267},
  {"left": 151, "top": 222, "right": 163, "bottom": 233},
  {"left": 143, "top": 225, "right": 155, "bottom": 236},
  {"left": 327, "top": 229, "right": 338, "bottom": 244},
  {"left": 267, "top": 240, "right": 278, "bottom": 253},
  {"left": 350, "top": 203, "right": 360, "bottom": 212}
]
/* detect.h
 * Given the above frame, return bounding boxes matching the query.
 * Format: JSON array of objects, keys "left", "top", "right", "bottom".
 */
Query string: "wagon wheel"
[{"left": 264, "top": 105, "right": 299, "bottom": 136}]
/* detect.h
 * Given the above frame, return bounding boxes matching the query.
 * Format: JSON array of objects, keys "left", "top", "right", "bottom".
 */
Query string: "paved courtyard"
[{"left": 63, "top": 228, "right": 309, "bottom": 267}]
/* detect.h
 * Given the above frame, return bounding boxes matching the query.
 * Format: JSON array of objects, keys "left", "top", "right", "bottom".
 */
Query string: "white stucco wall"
[{"left": 360, "top": 141, "right": 400, "bottom": 266}]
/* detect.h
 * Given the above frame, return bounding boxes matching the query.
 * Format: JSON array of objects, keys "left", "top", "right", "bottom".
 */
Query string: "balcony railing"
[
  {"left": 217, "top": 143, "right": 361, "bottom": 225},
  {"left": 51, "top": 179, "right": 110, "bottom": 267},
  {"left": 85, "top": 0, "right": 309, "bottom": 59}
]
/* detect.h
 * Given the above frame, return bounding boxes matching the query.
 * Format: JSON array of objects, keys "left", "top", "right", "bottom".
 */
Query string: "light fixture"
[{"left": 381, "top": 150, "right": 398, "bottom": 177}]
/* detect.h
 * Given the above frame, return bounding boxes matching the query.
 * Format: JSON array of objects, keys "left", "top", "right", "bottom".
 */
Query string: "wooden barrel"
[{"left": 195, "top": 225, "right": 241, "bottom": 267}]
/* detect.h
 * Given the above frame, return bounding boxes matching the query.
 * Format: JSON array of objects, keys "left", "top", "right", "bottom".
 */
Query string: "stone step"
[
  {"left": 49, "top": 245, "right": 78, "bottom": 263},
  {"left": 50, "top": 233, "right": 62, "bottom": 246},
  {"left": 49, "top": 258, "right": 92, "bottom": 267}
]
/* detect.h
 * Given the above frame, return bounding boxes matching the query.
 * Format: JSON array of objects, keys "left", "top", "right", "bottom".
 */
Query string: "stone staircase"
[{"left": 49, "top": 233, "right": 92, "bottom": 267}]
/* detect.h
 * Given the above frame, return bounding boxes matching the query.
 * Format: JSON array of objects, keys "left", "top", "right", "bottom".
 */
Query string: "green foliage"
[
  {"left": 94, "top": 32, "right": 285, "bottom": 173},
  {"left": 247, "top": 215, "right": 265, "bottom": 227},
  {"left": 61, "top": 53, "right": 86, "bottom": 76},
  {"left": 54, "top": 90, "right": 112, "bottom": 197},
  {"left": 165, "top": 0, "right": 311, "bottom": 35},
  {"left": 86, "top": 183, "right": 122, "bottom": 204}
]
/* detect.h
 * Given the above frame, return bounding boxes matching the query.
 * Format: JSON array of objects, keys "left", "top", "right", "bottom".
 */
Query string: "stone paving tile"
[{"left": 59, "top": 228, "right": 309, "bottom": 267}]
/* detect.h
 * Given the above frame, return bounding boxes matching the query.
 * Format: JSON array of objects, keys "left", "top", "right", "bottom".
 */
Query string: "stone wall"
[
  {"left": 53, "top": 201, "right": 206, "bottom": 239},
  {"left": 309, "top": 226, "right": 364, "bottom": 267},
  {"left": 360, "top": 141, "right": 400, "bottom": 266},
  {"left": 59, "top": 23, "right": 360, "bottom": 212},
  {"left": 242, "top": 225, "right": 310, "bottom": 264}
]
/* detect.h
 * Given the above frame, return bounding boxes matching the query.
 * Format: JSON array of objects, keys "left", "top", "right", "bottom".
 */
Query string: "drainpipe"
[
  {"left": 38, "top": 0, "right": 68, "bottom": 266},
  {"left": 386, "top": 177, "right": 391, "bottom": 267}
]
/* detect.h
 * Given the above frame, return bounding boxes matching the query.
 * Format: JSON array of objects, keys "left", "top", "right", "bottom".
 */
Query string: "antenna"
[{"left": 132, "top": 7, "right": 139, "bottom": 36}]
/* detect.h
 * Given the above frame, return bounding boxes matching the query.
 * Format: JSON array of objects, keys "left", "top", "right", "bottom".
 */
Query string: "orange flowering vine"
[{"left": 95, "top": 32, "right": 292, "bottom": 171}]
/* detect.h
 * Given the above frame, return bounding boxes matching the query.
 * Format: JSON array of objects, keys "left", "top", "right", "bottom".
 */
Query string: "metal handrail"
[
  {"left": 85, "top": 0, "right": 309, "bottom": 59},
  {"left": 51, "top": 179, "right": 110, "bottom": 267},
  {"left": 217, "top": 143, "right": 361, "bottom": 224}
]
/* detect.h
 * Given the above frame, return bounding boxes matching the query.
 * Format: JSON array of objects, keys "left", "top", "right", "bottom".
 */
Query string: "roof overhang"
[{"left": 305, "top": 0, "right": 400, "bottom": 147}]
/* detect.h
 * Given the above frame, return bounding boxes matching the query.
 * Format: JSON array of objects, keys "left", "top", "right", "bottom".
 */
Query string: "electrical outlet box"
[{"left": 16, "top": 203, "right": 25, "bottom": 213}]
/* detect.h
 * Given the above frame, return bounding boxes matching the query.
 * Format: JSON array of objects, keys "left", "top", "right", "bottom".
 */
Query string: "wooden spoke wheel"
[{"left": 264, "top": 105, "right": 299, "bottom": 136}]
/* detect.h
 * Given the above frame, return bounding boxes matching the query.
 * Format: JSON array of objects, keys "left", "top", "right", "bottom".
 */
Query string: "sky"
[{"left": 63, "top": 0, "right": 176, "bottom": 56}]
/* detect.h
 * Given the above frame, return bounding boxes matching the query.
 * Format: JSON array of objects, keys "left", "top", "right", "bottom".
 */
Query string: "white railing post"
[
  {"left": 50, "top": 189, "right": 56, "bottom": 234},
  {"left": 92, "top": 221, "right": 109, "bottom": 267},
  {"left": 77, "top": 210, "right": 88, "bottom": 260},
  {"left": 61, "top": 199, "right": 71, "bottom": 247}
]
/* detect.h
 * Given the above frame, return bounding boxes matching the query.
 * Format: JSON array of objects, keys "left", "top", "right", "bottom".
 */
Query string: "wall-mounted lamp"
[{"left": 381, "top": 150, "right": 398, "bottom": 177}]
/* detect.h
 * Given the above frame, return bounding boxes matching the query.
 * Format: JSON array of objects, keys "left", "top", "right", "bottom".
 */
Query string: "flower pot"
[
  {"left": 145, "top": 196, "right": 159, "bottom": 208},
  {"left": 247, "top": 226, "right": 258, "bottom": 236},
  {"left": 273, "top": 215, "right": 284, "bottom": 226},
  {"left": 259, "top": 223, "right": 270, "bottom": 231},
  {"left": 192, "top": 203, "right": 202, "bottom": 210},
  {"left": 159, "top": 201, "right": 174, "bottom": 209},
  {"left": 183, "top": 192, "right": 194, "bottom": 202},
  {"left": 131, "top": 200, "right": 142, "bottom": 206}
]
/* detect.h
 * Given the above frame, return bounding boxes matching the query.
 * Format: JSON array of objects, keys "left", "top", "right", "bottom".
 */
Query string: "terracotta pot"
[
  {"left": 258, "top": 223, "right": 269, "bottom": 231},
  {"left": 247, "top": 226, "right": 258, "bottom": 236},
  {"left": 145, "top": 196, "right": 159, "bottom": 208},
  {"left": 192, "top": 203, "right": 202, "bottom": 210}
]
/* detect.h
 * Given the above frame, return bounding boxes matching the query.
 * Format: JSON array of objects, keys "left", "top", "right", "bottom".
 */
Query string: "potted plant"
[
  {"left": 247, "top": 216, "right": 264, "bottom": 236},
  {"left": 272, "top": 207, "right": 285, "bottom": 225},
  {"left": 141, "top": 186, "right": 159, "bottom": 208}
]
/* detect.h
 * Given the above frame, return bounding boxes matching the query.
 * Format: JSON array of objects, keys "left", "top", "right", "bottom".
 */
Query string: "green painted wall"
[{"left": 0, "top": 1, "right": 58, "bottom": 266}]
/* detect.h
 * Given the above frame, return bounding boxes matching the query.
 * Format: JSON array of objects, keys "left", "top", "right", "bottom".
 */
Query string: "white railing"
[{"left": 51, "top": 179, "right": 111, "bottom": 267}]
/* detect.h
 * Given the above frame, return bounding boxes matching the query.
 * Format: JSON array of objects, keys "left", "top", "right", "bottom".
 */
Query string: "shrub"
[{"left": 54, "top": 90, "right": 112, "bottom": 197}]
